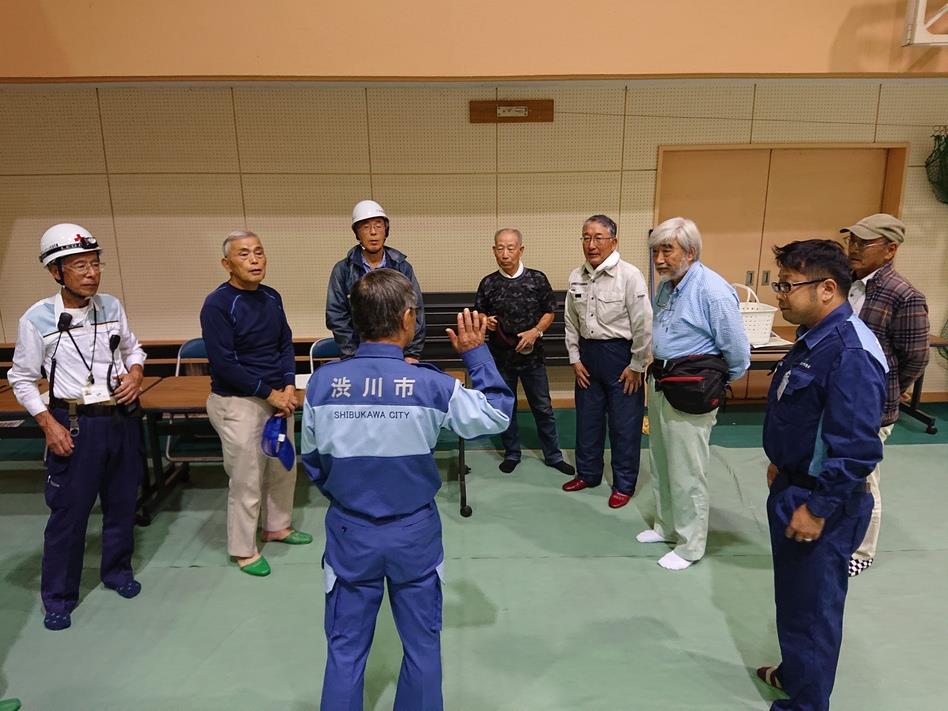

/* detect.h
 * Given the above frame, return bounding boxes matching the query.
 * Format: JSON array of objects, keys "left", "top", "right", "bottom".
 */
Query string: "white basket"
[{"left": 731, "top": 283, "right": 778, "bottom": 346}]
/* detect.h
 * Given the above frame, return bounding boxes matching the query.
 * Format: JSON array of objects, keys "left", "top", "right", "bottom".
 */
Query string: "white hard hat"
[
  {"left": 351, "top": 200, "right": 388, "bottom": 228},
  {"left": 39, "top": 223, "right": 101, "bottom": 267}
]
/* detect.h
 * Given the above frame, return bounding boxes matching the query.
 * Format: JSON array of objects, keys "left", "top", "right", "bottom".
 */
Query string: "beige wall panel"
[
  {"left": 372, "top": 174, "right": 496, "bottom": 293},
  {"left": 234, "top": 88, "right": 370, "bottom": 173},
  {"left": 751, "top": 121, "right": 875, "bottom": 144},
  {"left": 626, "top": 83, "right": 754, "bottom": 119},
  {"left": 875, "top": 125, "right": 939, "bottom": 167},
  {"left": 656, "top": 149, "right": 771, "bottom": 293},
  {"left": 367, "top": 88, "right": 495, "bottom": 174},
  {"left": 99, "top": 88, "right": 238, "bottom": 173},
  {"left": 753, "top": 82, "right": 879, "bottom": 123},
  {"left": 0, "top": 88, "right": 105, "bottom": 175},
  {"left": 498, "top": 113, "right": 623, "bottom": 173},
  {"left": 624, "top": 116, "right": 752, "bottom": 170},
  {"left": 619, "top": 170, "right": 657, "bottom": 270},
  {"left": 0, "top": 175, "right": 118, "bottom": 342},
  {"left": 898, "top": 167, "right": 948, "bottom": 393},
  {"left": 109, "top": 174, "right": 244, "bottom": 340},
  {"left": 497, "top": 85, "right": 624, "bottom": 115},
  {"left": 498, "top": 172, "right": 622, "bottom": 290},
  {"left": 242, "top": 173, "right": 373, "bottom": 339},
  {"left": 878, "top": 82, "right": 948, "bottom": 126}
]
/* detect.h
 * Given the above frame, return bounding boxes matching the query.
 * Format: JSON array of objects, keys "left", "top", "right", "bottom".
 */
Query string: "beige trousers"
[
  {"left": 206, "top": 393, "right": 297, "bottom": 558},
  {"left": 647, "top": 380, "right": 718, "bottom": 562},
  {"left": 853, "top": 423, "right": 894, "bottom": 562}
]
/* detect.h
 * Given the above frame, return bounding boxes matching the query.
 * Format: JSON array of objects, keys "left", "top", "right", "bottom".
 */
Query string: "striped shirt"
[{"left": 854, "top": 261, "right": 929, "bottom": 426}]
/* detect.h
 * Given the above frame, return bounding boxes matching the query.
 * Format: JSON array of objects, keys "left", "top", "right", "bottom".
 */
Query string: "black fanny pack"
[{"left": 651, "top": 354, "right": 729, "bottom": 415}]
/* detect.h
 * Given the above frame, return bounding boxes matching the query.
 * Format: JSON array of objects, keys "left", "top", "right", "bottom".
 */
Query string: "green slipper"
[
  {"left": 0, "top": 699, "right": 22, "bottom": 711},
  {"left": 271, "top": 530, "right": 313, "bottom": 545},
  {"left": 238, "top": 556, "right": 271, "bottom": 577}
]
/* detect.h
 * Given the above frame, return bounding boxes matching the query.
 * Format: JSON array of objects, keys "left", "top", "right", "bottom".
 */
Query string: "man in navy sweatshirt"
[{"left": 201, "top": 230, "right": 312, "bottom": 577}]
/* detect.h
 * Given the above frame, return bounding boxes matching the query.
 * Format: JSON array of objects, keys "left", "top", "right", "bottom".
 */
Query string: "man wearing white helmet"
[
  {"left": 326, "top": 200, "right": 426, "bottom": 360},
  {"left": 7, "top": 224, "right": 147, "bottom": 631}
]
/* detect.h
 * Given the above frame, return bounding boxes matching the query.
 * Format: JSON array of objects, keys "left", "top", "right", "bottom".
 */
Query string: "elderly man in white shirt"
[
  {"left": 562, "top": 215, "right": 653, "bottom": 509},
  {"left": 8, "top": 223, "right": 146, "bottom": 632}
]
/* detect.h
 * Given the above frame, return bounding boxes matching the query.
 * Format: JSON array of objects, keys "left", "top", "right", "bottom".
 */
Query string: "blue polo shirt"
[{"left": 763, "top": 302, "right": 887, "bottom": 518}]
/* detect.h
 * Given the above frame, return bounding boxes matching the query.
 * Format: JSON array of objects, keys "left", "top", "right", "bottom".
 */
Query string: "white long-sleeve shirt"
[
  {"left": 8, "top": 292, "right": 146, "bottom": 416},
  {"left": 564, "top": 251, "right": 653, "bottom": 372}
]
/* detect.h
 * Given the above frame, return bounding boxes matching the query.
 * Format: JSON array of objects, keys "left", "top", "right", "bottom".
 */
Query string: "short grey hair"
[
  {"left": 649, "top": 217, "right": 702, "bottom": 260},
  {"left": 222, "top": 229, "right": 259, "bottom": 257},
  {"left": 494, "top": 228, "right": 523, "bottom": 245},
  {"left": 584, "top": 214, "right": 618, "bottom": 238},
  {"left": 350, "top": 269, "right": 418, "bottom": 341}
]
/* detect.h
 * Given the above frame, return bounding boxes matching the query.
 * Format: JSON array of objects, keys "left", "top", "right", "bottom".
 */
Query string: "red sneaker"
[
  {"left": 608, "top": 491, "right": 631, "bottom": 509},
  {"left": 562, "top": 478, "right": 594, "bottom": 492}
]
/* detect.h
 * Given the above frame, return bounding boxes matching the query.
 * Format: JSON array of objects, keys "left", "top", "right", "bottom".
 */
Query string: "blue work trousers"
[
  {"left": 321, "top": 504, "right": 444, "bottom": 711},
  {"left": 42, "top": 409, "right": 143, "bottom": 614},
  {"left": 499, "top": 364, "right": 564, "bottom": 465},
  {"left": 767, "top": 475, "right": 872, "bottom": 711},
  {"left": 574, "top": 338, "right": 644, "bottom": 494}
]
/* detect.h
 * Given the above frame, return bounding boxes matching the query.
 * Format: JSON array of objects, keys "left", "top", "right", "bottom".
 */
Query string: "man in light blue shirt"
[{"left": 636, "top": 217, "right": 750, "bottom": 570}]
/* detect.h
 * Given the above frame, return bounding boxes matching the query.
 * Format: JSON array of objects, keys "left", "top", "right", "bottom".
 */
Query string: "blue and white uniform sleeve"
[
  {"left": 200, "top": 301, "right": 273, "bottom": 399},
  {"left": 8, "top": 317, "right": 47, "bottom": 417},
  {"left": 807, "top": 349, "right": 885, "bottom": 518},
  {"left": 708, "top": 295, "right": 750, "bottom": 382},
  {"left": 443, "top": 344, "right": 513, "bottom": 439},
  {"left": 300, "top": 399, "right": 328, "bottom": 495},
  {"left": 117, "top": 302, "right": 146, "bottom": 371}
]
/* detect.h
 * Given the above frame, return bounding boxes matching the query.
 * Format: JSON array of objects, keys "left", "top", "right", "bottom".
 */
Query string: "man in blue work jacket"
[
  {"left": 302, "top": 269, "right": 513, "bottom": 711},
  {"left": 757, "top": 240, "right": 886, "bottom": 711}
]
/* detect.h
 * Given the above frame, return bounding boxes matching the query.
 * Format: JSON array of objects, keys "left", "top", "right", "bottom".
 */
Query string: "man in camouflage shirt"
[{"left": 474, "top": 229, "right": 574, "bottom": 476}]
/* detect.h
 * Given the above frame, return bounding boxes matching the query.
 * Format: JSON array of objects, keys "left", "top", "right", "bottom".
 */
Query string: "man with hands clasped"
[{"left": 756, "top": 240, "right": 886, "bottom": 711}]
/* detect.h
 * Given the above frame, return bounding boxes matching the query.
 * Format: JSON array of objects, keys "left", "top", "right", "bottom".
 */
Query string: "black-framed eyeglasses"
[{"left": 770, "top": 278, "right": 827, "bottom": 294}]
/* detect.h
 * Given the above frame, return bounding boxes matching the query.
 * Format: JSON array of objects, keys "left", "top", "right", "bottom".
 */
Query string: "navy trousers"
[
  {"left": 42, "top": 409, "right": 143, "bottom": 615},
  {"left": 767, "top": 475, "right": 872, "bottom": 711},
  {"left": 321, "top": 504, "right": 444, "bottom": 711},
  {"left": 574, "top": 338, "right": 644, "bottom": 494},
  {"left": 499, "top": 364, "right": 564, "bottom": 465}
]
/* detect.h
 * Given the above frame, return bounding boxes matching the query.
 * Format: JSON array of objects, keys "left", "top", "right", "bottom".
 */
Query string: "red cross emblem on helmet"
[{"left": 75, "top": 234, "right": 84, "bottom": 242}]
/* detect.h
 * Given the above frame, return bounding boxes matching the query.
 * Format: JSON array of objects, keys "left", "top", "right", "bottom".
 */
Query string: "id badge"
[{"left": 82, "top": 382, "right": 112, "bottom": 405}]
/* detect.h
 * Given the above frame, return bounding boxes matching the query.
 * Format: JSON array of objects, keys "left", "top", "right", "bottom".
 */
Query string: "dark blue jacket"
[
  {"left": 200, "top": 282, "right": 295, "bottom": 399},
  {"left": 325, "top": 245, "right": 426, "bottom": 358},
  {"left": 763, "top": 302, "right": 887, "bottom": 519}
]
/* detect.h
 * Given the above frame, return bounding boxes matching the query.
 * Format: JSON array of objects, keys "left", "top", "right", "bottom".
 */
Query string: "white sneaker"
[
  {"left": 636, "top": 529, "right": 670, "bottom": 544},
  {"left": 658, "top": 551, "right": 693, "bottom": 571}
]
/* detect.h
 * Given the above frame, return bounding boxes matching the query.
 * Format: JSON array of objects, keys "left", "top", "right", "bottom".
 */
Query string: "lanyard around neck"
[{"left": 64, "top": 305, "right": 99, "bottom": 384}]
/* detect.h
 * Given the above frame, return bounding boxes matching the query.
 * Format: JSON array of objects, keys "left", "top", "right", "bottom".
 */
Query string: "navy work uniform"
[
  {"left": 8, "top": 292, "right": 146, "bottom": 618},
  {"left": 763, "top": 302, "right": 886, "bottom": 711},
  {"left": 302, "top": 342, "right": 512, "bottom": 711},
  {"left": 564, "top": 252, "right": 652, "bottom": 494}
]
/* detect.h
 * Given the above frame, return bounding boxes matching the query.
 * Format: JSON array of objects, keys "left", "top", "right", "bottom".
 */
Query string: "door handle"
[
  {"left": 745, "top": 270, "right": 755, "bottom": 287},
  {"left": 761, "top": 270, "right": 770, "bottom": 286}
]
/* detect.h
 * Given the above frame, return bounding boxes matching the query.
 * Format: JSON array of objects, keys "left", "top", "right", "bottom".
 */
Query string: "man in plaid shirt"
[{"left": 841, "top": 213, "right": 930, "bottom": 577}]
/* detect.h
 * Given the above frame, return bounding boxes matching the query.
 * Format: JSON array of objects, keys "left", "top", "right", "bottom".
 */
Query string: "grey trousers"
[
  {"left": 647, "top": 380, "right": 718, "bottom": 562},
  {"left": 853, "top": 423, "right": 894, "bottom": 561}
]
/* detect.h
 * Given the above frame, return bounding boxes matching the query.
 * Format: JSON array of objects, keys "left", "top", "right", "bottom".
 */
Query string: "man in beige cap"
[{"left": 841, "top": 213, "right": 930, "bottom": 576}]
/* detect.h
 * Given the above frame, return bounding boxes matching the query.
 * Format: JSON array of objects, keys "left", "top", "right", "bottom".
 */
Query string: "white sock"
[
  {"left": 636, "top": 529, "right": 669, "bottom": 544},
  {"left": 658, "top": 551, "right": 693, "bottom": 571}
]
